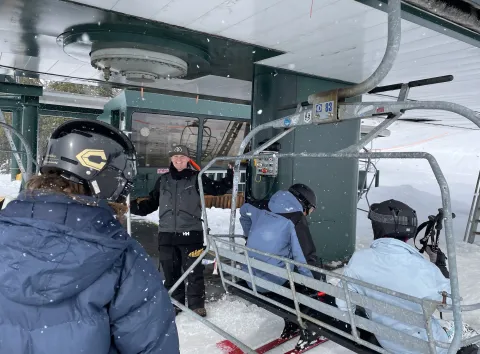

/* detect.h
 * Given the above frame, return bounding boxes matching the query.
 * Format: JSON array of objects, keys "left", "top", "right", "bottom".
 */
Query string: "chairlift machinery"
[
  {"left": 180, "top": 120, "right": 219, "bottom": 160},
  {"left": 166, "top": 0, "right": 480, "bottom": 352}
]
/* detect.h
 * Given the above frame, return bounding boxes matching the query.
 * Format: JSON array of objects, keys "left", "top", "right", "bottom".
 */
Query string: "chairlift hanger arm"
[{"left": 277, "top": 74, "right": 455, "bottom": 112}]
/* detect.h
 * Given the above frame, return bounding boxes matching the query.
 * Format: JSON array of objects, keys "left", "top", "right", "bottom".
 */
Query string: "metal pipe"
[
  {"left": 341, "top": 279, "right": 360, "bottom": 340},
  {"left": 197, "top": 165, "right": 211, "bottom": 246},
  {"left": 244, "top": 250, "right": 258, "bottom": 295},
  {"left": 339, "top": 84, "right": 409, "bottom": 153},
  {"left": 0, "top": 121, "right": 33, "bottom": 182},
  {"left": 464, "top": 170, "right": 480, "bottom": 242},
  {"left": 126, "top": 194, "right": 131, "bottom": 235},
  {"left": 440, "top": 302, "right": 480, "bottom": 312},
  {"left": 312, "top": 0, "right": 401, "bottom": 101},
  {"left": 170, "top": 298, "right": 256, "bottom": 354},
  {"left": 247, "top": 127, "right": 295, "bottom": 156},
  {"left": 210, "top": 239, "right": 229, "bottom": 293},
  {"left": 286, "top": 264, "right": 305, "bottom": 329},
  {"left": 398, "top": 101, "right": 480, "bottom": 127},
  {"left": 339, "top": 101, "right": 480, "bottom": 129},
  {"left": 341, "top": 113, "right": 402, "bottom": 153},
  {"left": 424, "top": 155, "right": 462, "bottom": 354},
  {"left": 422, "top": 300, "right": 438, "bottom": 354}
]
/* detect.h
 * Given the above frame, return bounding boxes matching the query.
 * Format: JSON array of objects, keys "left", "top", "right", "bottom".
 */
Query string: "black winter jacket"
[{"left": 130, "top": 164, "right": 233, "bottom": 245}]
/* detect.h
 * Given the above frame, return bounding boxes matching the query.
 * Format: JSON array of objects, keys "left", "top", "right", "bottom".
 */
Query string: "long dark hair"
[{"left": 26, "top": 171, "right": 128, "bottom": 221}]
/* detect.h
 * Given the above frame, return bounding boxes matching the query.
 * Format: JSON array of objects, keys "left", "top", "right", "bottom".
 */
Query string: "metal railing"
[{"left": 172, "top": 150, "right": 480, "bottom": 354}]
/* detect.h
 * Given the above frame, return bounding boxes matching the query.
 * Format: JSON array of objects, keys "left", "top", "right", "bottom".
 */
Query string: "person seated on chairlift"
[
  {"left": 240, "top": 184, "right": 327, "bottom": 352},
  {"left": 335, "top": 199, "right": 479, "bottom": 354},
  {"left": 246, "top": 184, "right": 325, "bottom": 281}
]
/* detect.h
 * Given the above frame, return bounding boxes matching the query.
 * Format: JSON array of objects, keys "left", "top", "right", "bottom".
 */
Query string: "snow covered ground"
[
  {"left": 1, "top": 118, "right": 480, "bottom": 353},
  {"left": 0, "top": 174, "right": 21, "bottom": 201}
]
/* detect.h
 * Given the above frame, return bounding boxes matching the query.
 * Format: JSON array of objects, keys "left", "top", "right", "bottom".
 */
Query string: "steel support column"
[
  {"left": 10, "top": 109, "right": 22, "bottom": 180},
  {"left": 20, "top": 105, "right": 38, "bottom": 177}
]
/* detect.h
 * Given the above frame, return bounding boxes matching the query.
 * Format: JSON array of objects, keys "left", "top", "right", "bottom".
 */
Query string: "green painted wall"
[{"left": 250, "top": 65, "right": 360, "bottom": 264}]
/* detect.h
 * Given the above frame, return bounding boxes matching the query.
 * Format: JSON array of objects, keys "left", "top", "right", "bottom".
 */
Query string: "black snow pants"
[{"left": 159, "top": 240, "right": 206, "bottom": 311}]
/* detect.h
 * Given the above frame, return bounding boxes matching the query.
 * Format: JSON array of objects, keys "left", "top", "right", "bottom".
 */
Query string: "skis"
[
  {"left": 217, "top": 331, "right": 299, "bottom": 354},
  {"left": 283, "top": 336, "right": 329, "bottom": 354},
  {"left": 216, "top": 332, "right": 329, "bottom": 354}
]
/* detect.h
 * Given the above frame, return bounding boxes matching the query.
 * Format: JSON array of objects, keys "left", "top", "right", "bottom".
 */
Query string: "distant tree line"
[{"left": 0, "top": 78, "right": 120, "bottom": 175}]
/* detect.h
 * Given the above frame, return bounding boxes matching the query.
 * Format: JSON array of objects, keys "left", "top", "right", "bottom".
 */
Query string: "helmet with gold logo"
[{"left": 41, "top": 119, "right": 136, "bottom": 202}]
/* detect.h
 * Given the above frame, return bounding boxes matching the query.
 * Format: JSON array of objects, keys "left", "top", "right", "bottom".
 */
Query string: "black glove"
[
  {"left": 425, "top": 246, "right": 450, "bottom": 278},
  {"left": 425, "top": 245, "right": 438, "bottom": 263},
  {"left": 435, "top": 248, "right": 448, "bottom": 267}
]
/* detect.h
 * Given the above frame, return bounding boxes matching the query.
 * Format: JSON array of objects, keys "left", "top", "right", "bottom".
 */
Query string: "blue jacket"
[
  {"left": 240, "top": 191, "right": 313, "bottom": 292},
  {"left": 336, "top": 238, "right": 451, "bottom": 354},
  {"left": 0, "top": 191, "right": 179, "bottom": 354}
]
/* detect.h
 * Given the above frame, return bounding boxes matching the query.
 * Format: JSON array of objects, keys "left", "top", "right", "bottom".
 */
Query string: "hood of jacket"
[
  {"left": 268, "top": 190, "right": 303, "bottom": 214},
  {"left": 0, "top": 191, "right": 133, "bottom": 306},
  {"left": 370, "top": 237, "right": 425, "bottom": 258}
]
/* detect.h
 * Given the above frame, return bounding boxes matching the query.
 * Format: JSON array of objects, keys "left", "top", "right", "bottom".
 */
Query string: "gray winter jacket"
[{"left": 131, "top": 164, "right": 233, "bottom": 245}]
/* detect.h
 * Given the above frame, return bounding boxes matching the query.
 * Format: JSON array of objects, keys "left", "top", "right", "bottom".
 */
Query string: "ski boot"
[
  {"left": 281, "top": 320, "right": 299, "bottom": 340},
  {"left": 461, "top": 323, "right": 480, "bottom": 342},
  {"left": 441, "top": 320, "right": 480, "bottom": 342},
  {"left": 193, "top": 307, "right": 207, "bottom": 317},
  {"left": 295, "top": 328, "right": 326, "bottom": 352}
]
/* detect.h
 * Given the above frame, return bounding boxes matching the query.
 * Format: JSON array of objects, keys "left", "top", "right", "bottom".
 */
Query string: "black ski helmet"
[
  {"left": 288, "top": 183, "right": 317, "bottom": 212},
  {"left": 368, "top": 199, "right": 418, "bottom": 240},
  {"left": 40, "top": 119, "right": 137, "bottom": 203}
]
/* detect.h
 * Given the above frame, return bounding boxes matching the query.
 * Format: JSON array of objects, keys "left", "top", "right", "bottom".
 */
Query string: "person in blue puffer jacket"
[
  {"left": 240, "top": 189, "right": 314, "bottom": 287},
  {"left": 0, "top": 120, "right": 179, "bottom": 354},
  {"left": 240, "top": 185, "right": 326, "bottom": 351}
]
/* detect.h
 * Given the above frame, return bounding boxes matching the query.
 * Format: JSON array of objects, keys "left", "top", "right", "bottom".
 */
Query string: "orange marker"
[{"left": 190, "top": 159, "right": 201, "bottom": 171}]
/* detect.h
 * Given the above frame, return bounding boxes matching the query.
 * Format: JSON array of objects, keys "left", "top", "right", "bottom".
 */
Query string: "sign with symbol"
[
  {"left": 314, "top": 100, "right": 335, "bottom": 120},
  {"left": 284, "top": 118, "right": 291, "bottom": 127},
  {"left": 304, "top": 111, "right": 312, "bottom": 123}
]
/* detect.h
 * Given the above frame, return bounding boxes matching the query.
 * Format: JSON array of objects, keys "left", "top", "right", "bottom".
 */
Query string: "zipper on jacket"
[{"left": 172, "top": 179, "right": 177, "bottom": 231}]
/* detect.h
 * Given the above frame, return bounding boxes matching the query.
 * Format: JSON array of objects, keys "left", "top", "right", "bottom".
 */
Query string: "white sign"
[
  {"left": 314, "top": 100, "right": 335, "bottom": 120},
  {"left": 304, "top": 111, "right": 312, "bottom": 123}
]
